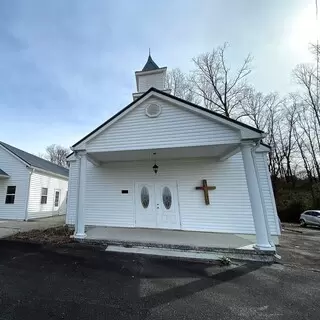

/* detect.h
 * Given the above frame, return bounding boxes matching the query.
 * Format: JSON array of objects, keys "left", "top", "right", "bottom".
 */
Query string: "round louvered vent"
[{"left": 145, "top": 103, "right": 161, "bottom": 118}]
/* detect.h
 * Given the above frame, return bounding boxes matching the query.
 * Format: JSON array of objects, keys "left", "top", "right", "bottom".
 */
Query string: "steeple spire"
[
  {"left": 142, "top": 51, "right": 159, "bottom": 72},
  {"left": 133, "top": 52, "right": 171, "bottom": 100}
]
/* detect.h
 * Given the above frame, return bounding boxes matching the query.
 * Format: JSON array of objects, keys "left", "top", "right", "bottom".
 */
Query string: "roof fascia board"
[{"left": 135, "top": 67, "right": 167, "bottom": 76}]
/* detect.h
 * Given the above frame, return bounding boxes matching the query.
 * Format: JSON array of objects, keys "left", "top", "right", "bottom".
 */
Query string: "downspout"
[
  {"left": 24, "top": 167, "right": 34, "bottom": 221},
  {"left": 251, "top": 140, "right": 274, "bottom": 248}
]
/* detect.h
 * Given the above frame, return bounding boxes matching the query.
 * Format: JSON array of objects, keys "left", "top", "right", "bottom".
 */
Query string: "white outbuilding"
[{"left": 0, "top": 142, "right": 68, "bottom": 220}]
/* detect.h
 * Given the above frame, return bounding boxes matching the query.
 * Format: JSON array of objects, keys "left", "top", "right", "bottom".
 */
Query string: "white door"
[
  {"left": 52, "top": 189, "right": 61, "bottom": 215},
  {"left": 155, "top": 182, "right": 180, "bottom": 229},
  {"left": 135, "top": 183, "right": 157, "bottom": 228},
  {"left": 135, "top": 182, "right": 180, "bottom": 229}
]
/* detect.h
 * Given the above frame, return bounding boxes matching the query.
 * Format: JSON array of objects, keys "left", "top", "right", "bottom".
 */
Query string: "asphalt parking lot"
[
  {"left": 279, "top": 224, "right": 320, "bottom": 270},
  {"left": 0, "top": 227, "right": 319, "bottom": 320}
]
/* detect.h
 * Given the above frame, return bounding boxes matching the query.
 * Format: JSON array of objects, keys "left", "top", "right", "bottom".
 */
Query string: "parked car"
[{"left": 299, "top": 210, "right": 320, "bottom": 227}]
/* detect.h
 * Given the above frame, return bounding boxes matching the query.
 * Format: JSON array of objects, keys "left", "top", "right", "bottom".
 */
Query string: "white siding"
[
  {"left": 66, "top": 161, "right": 79, "bottom": 225},
  {"left": 87, "top": 97, "right": 240, "bottom": 152},
  {"left": 68, "top": 153, "right": 264, "bottom": 234},
  {"left": 27, "top": 171, "right": 68, "bottom": 219},
  {"left": 255, "top": 152, "right": 280, "bottom": 235},
  {"left": 0, "top": 147, "right": 30, "bottom": 220},
  {"left": 138, "top": 72, "right": 165, "bottom": 92}
]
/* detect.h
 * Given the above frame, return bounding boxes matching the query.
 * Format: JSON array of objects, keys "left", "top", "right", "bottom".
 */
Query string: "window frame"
[
  {"left": 40, "top": 188, "right": 48, "bottom": 205},
  {"left": 54, "top": 190, "right": 60, "bottom": 207},
  {"left": 5, "top": 186, "right": 16, "bottom": 204}
]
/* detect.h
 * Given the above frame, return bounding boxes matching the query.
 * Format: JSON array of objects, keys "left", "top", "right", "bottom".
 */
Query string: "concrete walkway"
[
  {"left": 0, "top": 215, "right": 65, "bottom": 239},
  {"left": 86, "top": 226, "right": 254, "bottom": 249}
]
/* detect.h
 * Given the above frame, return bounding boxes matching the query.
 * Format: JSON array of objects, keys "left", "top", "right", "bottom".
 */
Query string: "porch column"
[
  {"left": 241, "top": 142, "right": 274, "bottom": 251},
  {"left": 74, "top": 151, "right": 87, "bottom": 239}
]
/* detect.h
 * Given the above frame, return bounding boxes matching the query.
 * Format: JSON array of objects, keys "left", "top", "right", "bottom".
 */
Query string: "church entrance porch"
[
  {"left": 83, "top": 227, "right": 276, "bottom": 262},
  {"left": 72, "top": 142, "right": 278, "bottom": 253}
]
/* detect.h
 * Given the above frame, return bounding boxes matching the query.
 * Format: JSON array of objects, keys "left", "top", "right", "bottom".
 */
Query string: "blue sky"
[{"left": 0, "top": 0, "right": 318, "bottom": 153}]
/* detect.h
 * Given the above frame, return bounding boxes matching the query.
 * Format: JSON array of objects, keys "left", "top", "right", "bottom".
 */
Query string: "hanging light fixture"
[
  {"left": 153, "top": 163, "right": 159, "bottom": 174},
  {"left": 152, "top": 152, "right": 159, "bottom": 174}
]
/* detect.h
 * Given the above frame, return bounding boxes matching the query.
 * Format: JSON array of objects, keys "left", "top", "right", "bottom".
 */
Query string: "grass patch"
[{"left": 7, "top": 225, "right": 74, "bottom": 245}]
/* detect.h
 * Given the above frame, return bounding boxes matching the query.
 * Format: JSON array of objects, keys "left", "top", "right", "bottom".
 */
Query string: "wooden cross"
[{"left": 195, "top": 179, "right": 216, "bottom": 205}]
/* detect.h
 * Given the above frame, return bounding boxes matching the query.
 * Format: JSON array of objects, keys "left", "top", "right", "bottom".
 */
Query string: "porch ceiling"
[{"left": 88, "top": 143, "right": 239, "bottom": 162}]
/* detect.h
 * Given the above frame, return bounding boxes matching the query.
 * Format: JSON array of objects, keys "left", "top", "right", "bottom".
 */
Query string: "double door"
[{"left": 135, "top": 182, "right": 180, "bottom": 229}]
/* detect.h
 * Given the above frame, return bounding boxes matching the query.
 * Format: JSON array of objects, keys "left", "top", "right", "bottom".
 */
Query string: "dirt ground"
[{"left": 6, "top": 225, "right": 73, "bottom": 244}]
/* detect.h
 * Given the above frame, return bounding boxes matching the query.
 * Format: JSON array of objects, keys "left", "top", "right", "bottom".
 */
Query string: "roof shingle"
[
  {"left": 142, "top": 55, "right": 159, "bottom": 72},
  {"left": 0, "top": 142, "right": 69, "bottom": 178}
]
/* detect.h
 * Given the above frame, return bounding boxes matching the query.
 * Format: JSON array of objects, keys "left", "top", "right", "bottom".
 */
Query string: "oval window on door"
[
  {"left": 141, "top": 186, "right": 149, "bottom": 208},
  {"left": 162, "top": 186, "right": 172, "bottom": 210}
]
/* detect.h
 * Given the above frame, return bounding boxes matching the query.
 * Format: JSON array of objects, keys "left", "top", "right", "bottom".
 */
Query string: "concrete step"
[
  {"left": 105, "top": 245, "right": 224, "bottom": 261},
  {"left": 103, "top": 243, "right": 276, "bottom": 263}
]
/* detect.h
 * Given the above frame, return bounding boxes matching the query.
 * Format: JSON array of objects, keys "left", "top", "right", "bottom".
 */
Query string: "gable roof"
[
  {"left": 0, "top": 168, "right": 9, "bottom": 177},
  {"left": 72, "top": 87, "right": 264, "bottom": 149},
  {"left": 142, "top": 55, "right": 160, "bottom": 72},
  {"left": 0, "top": 141, "right": 69, "bottom": 178}
]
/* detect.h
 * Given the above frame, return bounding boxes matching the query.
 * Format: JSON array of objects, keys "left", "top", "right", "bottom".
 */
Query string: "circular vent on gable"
[{"left": 146, "top": 103, "right": 161, "bottom": 118}]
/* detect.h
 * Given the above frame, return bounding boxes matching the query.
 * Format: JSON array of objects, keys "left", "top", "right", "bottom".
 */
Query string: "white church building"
[{"left": 66, "top": 55, "right": 280, "bottom": 257}]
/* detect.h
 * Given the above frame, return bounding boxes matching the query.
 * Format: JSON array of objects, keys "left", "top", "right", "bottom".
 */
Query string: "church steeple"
[
  {"left": 141, "top": 54, "right": 159, "bottom": 72},
  {"left": 133, "top": 52, "right": 171, "bottom": 100}
]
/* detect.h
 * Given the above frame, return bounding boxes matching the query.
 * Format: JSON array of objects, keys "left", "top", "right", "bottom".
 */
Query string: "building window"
[
  {"left": 162, "top": 186, "right": 172, "bottom": 210},
  {"left": 5, "top": 186, "right": 16, "bottom": 204},
  {"left": 141, "top": 186, "right": 149, "bottom": 209},
  {"left": 54, "top": 190, "right": 60, "bottom": 207},
  {"left": 41, "top": 188, "right": 48, "bottom": 204}
]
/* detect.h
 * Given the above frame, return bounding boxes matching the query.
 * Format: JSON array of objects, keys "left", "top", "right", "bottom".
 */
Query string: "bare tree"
[
  {"left": 293, "top": 44, "right": 320, "bottom": 183},
  {"left": 42, "top": 144, "right": 70, "bottom": 168},
  {"left": 293, "top": 63, "right": 320, "bottom": 128},
  {"left": 241, "top": 88, "right": 283, "bottom": 131},
  {"left": 279, "top": 97, "right": 299, "bottom": 183},
  {"left": 166, "top": 68, "right": 199, "bottom": 103},
  {"left": 191, "top": 43, "right": 253, "bottom": 118}
]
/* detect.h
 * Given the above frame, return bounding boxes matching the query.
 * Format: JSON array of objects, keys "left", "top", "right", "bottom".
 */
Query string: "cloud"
[{"left": 0, "top": 0, "right": 315, "bottom": 153}]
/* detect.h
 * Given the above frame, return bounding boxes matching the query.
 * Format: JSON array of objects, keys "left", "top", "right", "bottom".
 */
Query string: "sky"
[{"left": 0, "top": 0, "right": 319, "bottom": 154}]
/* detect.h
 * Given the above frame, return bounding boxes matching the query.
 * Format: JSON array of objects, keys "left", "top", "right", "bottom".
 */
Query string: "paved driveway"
[
  {"left": 0, "top": 228, "right": 319, "bottom": 320},
  {"left": 279, "top": 224, "right": 320, "bottom": 270}
]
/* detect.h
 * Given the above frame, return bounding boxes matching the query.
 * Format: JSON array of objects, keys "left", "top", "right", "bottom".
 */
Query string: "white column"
[
  {"left": 74, "top": 151, "right": 87, "bottom": 239},
  {"left": 241, "top": 142, "right": 274, "bottom": 251},
  {"left": 252, "top": 151, "right": 275, "bottom": 246}
]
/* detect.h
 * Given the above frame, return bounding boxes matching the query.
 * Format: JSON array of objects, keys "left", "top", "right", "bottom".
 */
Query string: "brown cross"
[{"left": 195, "top": 179, "right": 216, "bottom": 205}]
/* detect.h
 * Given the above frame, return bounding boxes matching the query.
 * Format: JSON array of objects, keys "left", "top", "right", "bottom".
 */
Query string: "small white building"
[
  {"left": 67, "top": 55, "right": 280, "bottom": 254},
  {"left": 0, "top": 141, "right": 68, "bottom": 220}
]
